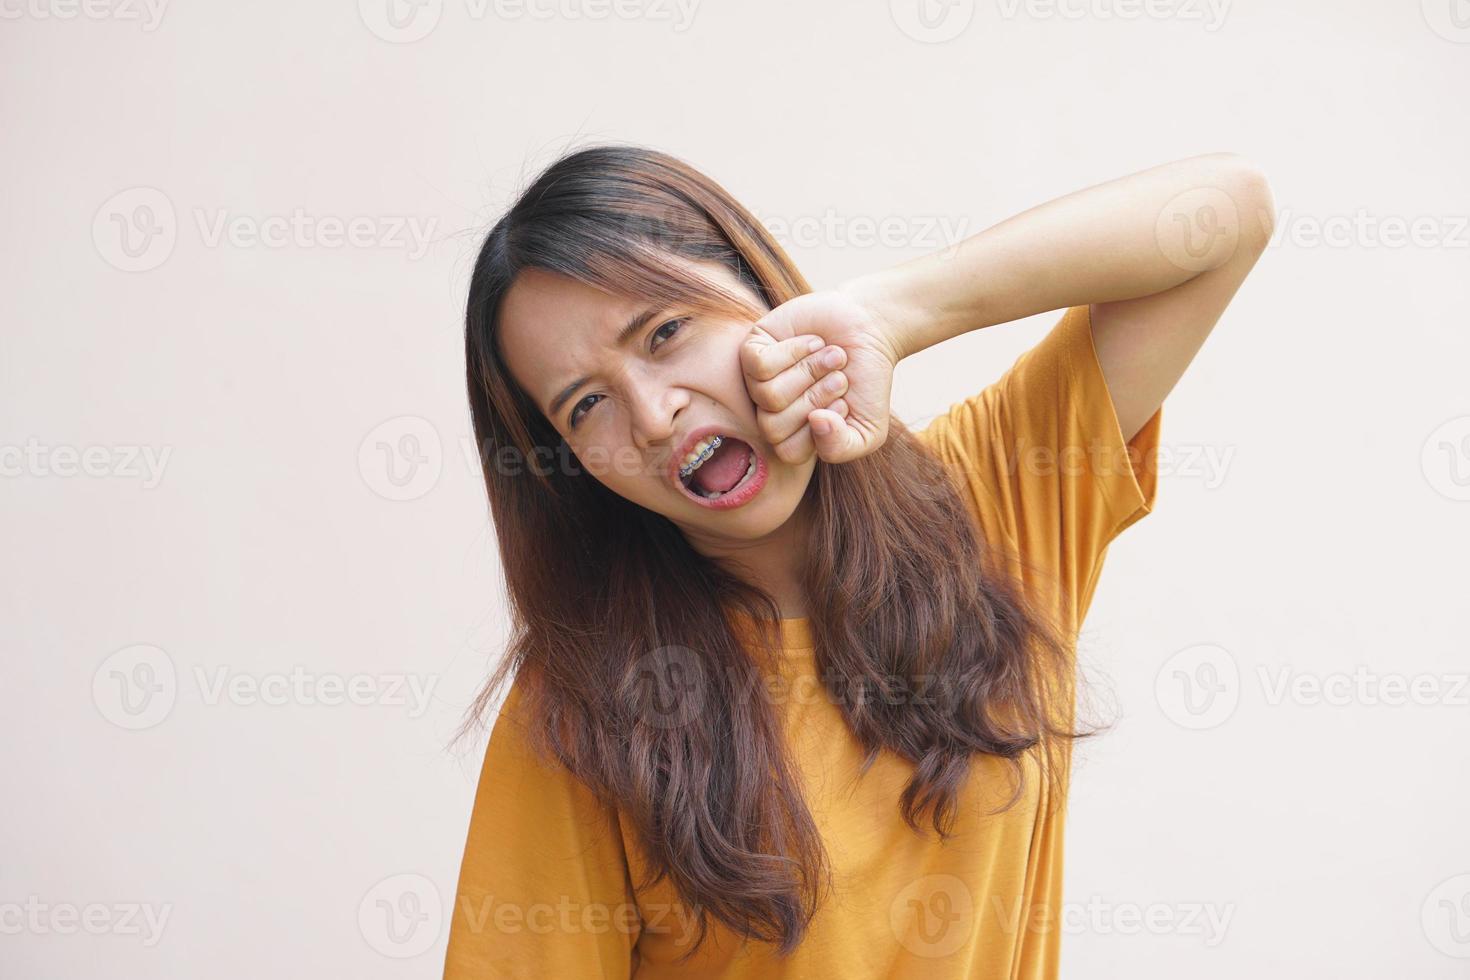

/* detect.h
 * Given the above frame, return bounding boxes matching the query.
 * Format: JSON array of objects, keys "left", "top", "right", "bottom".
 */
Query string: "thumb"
[
  {"left": 808, "top": 409, "right": 862, "bottom": 463},
  {"left": 755, "top": 293, "right": 823, "bottom": 341}
]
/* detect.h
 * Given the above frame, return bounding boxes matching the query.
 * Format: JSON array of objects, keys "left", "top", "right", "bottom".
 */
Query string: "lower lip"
[{"left": 678, "top": 444, "right": 767, "bottom": 510}]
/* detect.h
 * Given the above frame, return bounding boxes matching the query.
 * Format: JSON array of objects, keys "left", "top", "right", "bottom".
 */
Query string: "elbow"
[{"left": 1203, "top": 151, "right": 1276, "bottom": 250}]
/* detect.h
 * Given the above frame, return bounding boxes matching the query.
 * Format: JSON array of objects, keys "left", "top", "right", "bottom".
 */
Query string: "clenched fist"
[{"left": 740, "top": 288, "right": 902, "bottom": 465}]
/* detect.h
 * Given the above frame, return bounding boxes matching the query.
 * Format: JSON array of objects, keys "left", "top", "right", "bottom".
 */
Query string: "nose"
[{"left": 627, "top": 374, "right": 689, "bottom": 453}]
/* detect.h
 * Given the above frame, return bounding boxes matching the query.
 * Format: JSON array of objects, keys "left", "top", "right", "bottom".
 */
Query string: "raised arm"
[{"left": 841, "top": 152, "right": 1275, "bottom": 441}]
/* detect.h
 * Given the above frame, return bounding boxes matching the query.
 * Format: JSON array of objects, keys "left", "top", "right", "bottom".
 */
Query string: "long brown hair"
[{"left": 456, "top": 142, "right": 1096, "bottom": 957}]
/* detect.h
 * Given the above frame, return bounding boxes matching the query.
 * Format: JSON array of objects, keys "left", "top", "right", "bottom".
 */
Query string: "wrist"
[{"left": 836, "top": 269, "right": 926, "bottom": 366}]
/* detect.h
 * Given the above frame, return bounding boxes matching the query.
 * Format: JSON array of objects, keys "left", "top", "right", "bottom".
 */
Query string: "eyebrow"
[{"left": 546, "top": 307, "right": 663, "bottom": 419}]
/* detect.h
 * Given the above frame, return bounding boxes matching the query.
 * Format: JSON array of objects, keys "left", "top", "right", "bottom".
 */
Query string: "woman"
[{"left": 444, "top": 144, "right": 1273, "bottom": 978}]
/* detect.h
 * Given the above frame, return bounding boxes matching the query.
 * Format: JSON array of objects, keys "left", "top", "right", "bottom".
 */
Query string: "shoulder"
[{"left": 910, "top": 305, "right": 1163, "bottom": 626}]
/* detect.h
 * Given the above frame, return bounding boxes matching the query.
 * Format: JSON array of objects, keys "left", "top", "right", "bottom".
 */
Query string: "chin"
[{"left": 681, "top": 467, "right": 814, "bottom": 539}]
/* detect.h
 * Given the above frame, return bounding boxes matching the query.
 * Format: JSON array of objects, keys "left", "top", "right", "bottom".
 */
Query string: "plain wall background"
[{"left": 4, "top": 0, "right": 1467, "bottom": 976}]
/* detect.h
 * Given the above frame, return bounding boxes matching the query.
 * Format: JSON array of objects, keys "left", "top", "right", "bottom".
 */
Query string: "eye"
[
  {"left": 650, "top": 317, "right": 688, "bottom": 351},
  {"left": 568, "top": 393, "right": 600, "bottom": 429},
  {"left": 568, "top": 318, "right": 688, "bottom": 429}
]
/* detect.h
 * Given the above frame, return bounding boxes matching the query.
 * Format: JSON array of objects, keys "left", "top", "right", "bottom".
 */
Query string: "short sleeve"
[
  {"left": 915, "top": 304, "right": 1161, "bottom": 628},
  {"left": 443, "top": 675, "right": 640, "bottom": 979}
]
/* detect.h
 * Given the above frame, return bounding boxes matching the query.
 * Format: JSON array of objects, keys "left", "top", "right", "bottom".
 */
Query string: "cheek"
[{"left": 568, "top": 440, "right": 659, "bottom": 489}]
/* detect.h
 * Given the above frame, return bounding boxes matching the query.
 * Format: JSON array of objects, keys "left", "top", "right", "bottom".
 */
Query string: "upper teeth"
[{"left": 679, "top": 435, "right": 723, "bottom": 480}]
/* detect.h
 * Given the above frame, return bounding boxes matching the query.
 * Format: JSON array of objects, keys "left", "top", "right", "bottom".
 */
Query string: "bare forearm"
[{"left": 841, "top": 152, "right": 1275, "bottom": 362}]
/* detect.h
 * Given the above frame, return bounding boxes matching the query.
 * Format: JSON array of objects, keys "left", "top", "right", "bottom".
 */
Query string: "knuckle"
[{"left": 741, "top": 350, "right": 769, "bottom": 381}]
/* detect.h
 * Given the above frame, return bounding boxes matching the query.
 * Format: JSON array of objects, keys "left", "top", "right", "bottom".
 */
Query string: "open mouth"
[{"left": 676, "top": 434, "right": 760, "bottom": 502}]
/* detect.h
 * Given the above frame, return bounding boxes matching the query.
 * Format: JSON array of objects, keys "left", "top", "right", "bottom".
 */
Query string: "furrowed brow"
[{"left": 546, "top": 307, "right": 663, "bottom": 417}]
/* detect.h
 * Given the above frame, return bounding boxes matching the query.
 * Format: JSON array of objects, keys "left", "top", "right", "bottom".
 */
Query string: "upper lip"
[{"left": 668, "top": 424, "right": 750, "bottom": 490}]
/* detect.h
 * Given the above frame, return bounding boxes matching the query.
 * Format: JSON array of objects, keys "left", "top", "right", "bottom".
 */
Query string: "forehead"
[{"left": 496, "top": 267, "right": 646, "bottom": 411}]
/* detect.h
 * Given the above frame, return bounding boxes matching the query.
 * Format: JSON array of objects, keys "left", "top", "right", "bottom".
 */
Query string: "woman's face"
[{"left": 496, "top": 257, "right": 818, "bottom": 546}]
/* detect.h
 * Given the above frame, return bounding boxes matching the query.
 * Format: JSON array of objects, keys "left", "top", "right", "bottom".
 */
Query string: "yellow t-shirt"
[{"left": 443, "top": 304, "right": 1163, "bottom": 979}]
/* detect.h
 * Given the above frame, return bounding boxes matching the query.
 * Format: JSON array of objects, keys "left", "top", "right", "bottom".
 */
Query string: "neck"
[{"left": 682, "top": 488, "right": 815, "bottom": 620}]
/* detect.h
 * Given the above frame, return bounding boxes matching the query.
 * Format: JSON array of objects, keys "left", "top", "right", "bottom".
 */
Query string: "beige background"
[{"left": 4, "top": 0, "right": 1468, "bottom": 976}]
